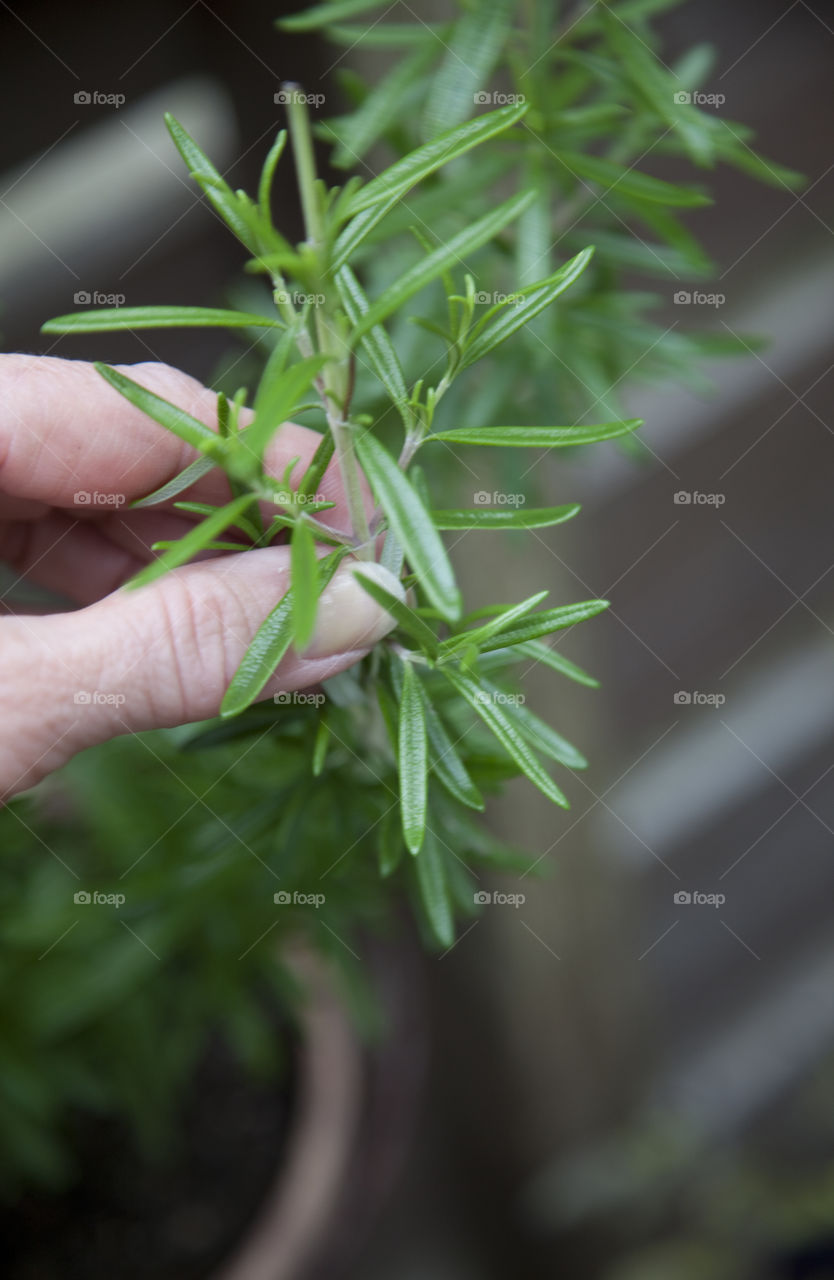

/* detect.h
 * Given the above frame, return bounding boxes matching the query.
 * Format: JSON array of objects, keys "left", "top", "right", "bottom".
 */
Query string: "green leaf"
[
  {"left": 478, "top": 600, "right": 609, "bottom": 652},
  {"left": 258, "top": 129, "right": 287, "bottom": 215},
  {"left": 413, "top": 829, "right": 455, "bottom": 948},
  {"left": 165, "top": 114, "right": 256, "bottom": 251},
  {"left": 312, "top": 718, "right": 330, "bottom": 776},
  {"left": 130, "top": 455, "right": 217, "bottom": 508},
  {"left": 278, "top": 0, "right": 387, "bottom": 30},
  {"left": 220, "top": 594, "right": 294, "bottom": 718},
  {"left": 290, "top": 519, "right": 319, "bottom": 651},
  {"left": 441, "top": 591, "right": 549, "bottom": 656},
  {"left": 513, "top": 640, "right": 600, "bottom": 688},
  {"left": 431, "top": 504, "right": 580, "bottom": 531},
  {"left": 355, "top": 432, "right": 461, "bottom": 622},
  {"left": 421, "top": 0, "right": 516, "bottom": 139},
  {"left": 42, "top": 307, "right": 283, "bottom": 335},
  {"left": 421, "top": 691, "right": 484, "bottom": 811},
  {"left": 444, "top": 668, "right": 569, "bottom": 808},
  {"left": 352, "top": 568, "right": 439, "bottom": 658},
  {"left": 329, "top": 40, "right": 439, "bottom": 167},
  {"left": 558, "top": 151, "right": 712, "bottom": 207},
  {"left": 239, "top": 355, "right": 328, "bottom": 470},
  {"left": 94, "top": 363, "right": 218, "bottom": 453},
  {"left": 344, "top": 103, "right": 528, "bottom": 218},
  {"left": 335, "top": 265, "right": 409, "bottom": 413},
  {"left": 460, "top": 248, "right": 594, "bottom": 369},
  {"left": 428, "top": 420, "right": 642, "bottom": 447},
  {"left": 350, "top": 190, "right": 535, "bottom": 341},
  {"left": 128, "top": 495, "right": 257, "bottom": 589},
  {"left": 325, "top": 22, "right": 449, "bottom": 47},
  {"left": 399, "top": 662, "right": 428, "bottom": 855},
  {"left": 480, "top": 679, "right": 587, "bottom": 769}
]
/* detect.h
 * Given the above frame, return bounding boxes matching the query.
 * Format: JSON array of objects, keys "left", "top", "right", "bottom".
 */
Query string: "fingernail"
[{"left": 303, "top": 561, "right": 404, "bottom": 660}]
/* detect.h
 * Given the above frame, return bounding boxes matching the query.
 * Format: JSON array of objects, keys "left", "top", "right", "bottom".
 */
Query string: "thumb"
[{"left": 0, "top": 552, "right": 400, "bottom": 800}]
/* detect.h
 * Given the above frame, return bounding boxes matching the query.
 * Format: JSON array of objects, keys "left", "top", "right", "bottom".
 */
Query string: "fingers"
[{"left": 0, "top": 554, "right": 401, "bottom": 801}]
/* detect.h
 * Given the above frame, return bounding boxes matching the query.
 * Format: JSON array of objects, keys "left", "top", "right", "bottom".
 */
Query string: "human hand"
[{"left": 0, "top": 355, "right": 396, "bottom": 801}]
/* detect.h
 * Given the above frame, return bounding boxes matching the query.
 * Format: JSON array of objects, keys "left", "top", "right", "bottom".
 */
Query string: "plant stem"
[{"left": 285, "top": 84, "right": 372, "bottom": 556}]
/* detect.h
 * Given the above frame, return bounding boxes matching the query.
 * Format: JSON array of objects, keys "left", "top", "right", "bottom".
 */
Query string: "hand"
[{"left": 0, "top": 355, "right": 395, "bottom": 801}]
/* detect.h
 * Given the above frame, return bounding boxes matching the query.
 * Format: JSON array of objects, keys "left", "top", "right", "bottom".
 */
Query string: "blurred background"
[{"left": 1, "top": 0, "right": 833, "bottom": 1276}]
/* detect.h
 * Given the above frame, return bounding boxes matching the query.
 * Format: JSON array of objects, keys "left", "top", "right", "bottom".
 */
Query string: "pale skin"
[{"left": 0, "top": 355, "right": 395, "bottom": 803}]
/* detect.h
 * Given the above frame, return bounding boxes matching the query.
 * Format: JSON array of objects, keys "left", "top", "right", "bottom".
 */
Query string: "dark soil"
[{"left": 0, "top": 1030, "right": 297, "bottom": 1280}]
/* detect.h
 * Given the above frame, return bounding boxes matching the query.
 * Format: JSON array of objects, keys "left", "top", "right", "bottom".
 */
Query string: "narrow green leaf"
[
  {"left": 259, "top": 129, "right": 287, "bottom": 216},
  {"left": 220, "top": 595, "right": 294, "bottom": 718},
  {"left": 130, "top": 455, "right": 217, "bottom": 508},
  {"left": 559, "top": 150, "right": 712, "bottom": 207},
  {"left": 444, "top": 668, "right": 569, "bottom": 809},
  {"left": 428, "top": 420, "right": 642, "bottom": 447},
  {"left": 43, "top": 307, "right": 283, "bottom": 335},
  {"left": 399, "top": 662, "right": 428, "bottom": 854},
  {"left": 165, "top": 114, "right": 256, "bottom": 250},
  {"left": 460, "top": 248, "right": 595, "bottom": 370},
  {"left": 514, "top": 640, "right": 600, "bottom": 687},
  {"left": 325, "top": 22, "right": 449, "bottom": 47},
  {"left": 479, "top": 600, "right": 609, "bottom": 653},
  {"left": 312, "top": 718, "right": 330, "bottom": 776},
  {"left": 335, "top": 265, "right": 409, "bottom": 412},
  {"left": 329, "top": 41, "right": 439, "bottom": 167},
  {"left": 278, "top": 0, "right": 387, "bottom": 30},
  {"left": 350, "top": 190, "right": 535, "bottom": 341},
  {"left": 355, "top": 432, "right": 460, "bottom": 621},
  {"left": 421, "top": 0, "right": 515, "bottom": 139},
  {"left": 421, "top": 691, "right": 484, "bottom": 811},
  {"left": 431, "top": 504, "right": 580, "bottom": 531},
  {"left": 441, "top": 591, "right": 549, "bottom": 656},
  {"left": 353, "top": 568, "right": 439, "bottom": 657},
  {"left": 128, "top": 495, "right": 257, "bottom": 589},
  {"left": 94, "top": 363, "right": 218, "bottom": 453},
  {"left": 344, "top": 103, "right": 529, "bottom": 218},
  {"left": 413, "top": 829, "right": 455, "bottom": 948},
  {"left": 481, "top": 679, "right": 587, "bottom": 769},
  {"left": 290, "top": 519, "right": 319, "bottom": 650},
  {"left": 239, "top": 355, "right": 328, "bottom": 470}
]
